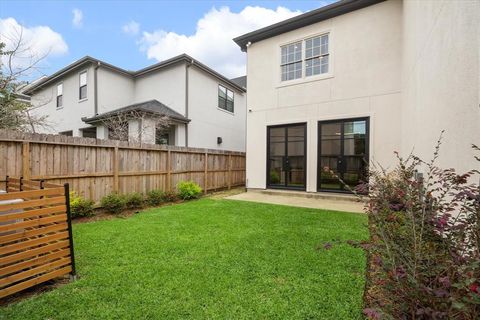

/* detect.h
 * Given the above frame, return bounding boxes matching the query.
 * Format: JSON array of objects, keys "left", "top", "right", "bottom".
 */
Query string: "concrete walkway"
[{"left": 225, "top": 190, "right": 365, "bottom": 213}]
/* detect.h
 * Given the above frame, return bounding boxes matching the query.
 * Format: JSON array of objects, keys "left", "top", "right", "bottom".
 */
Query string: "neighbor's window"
[
  {"left": 305, "top": 34, "right": 329, "bottom": 77},
  {"left": 56, "top": 83, "right": 63, "bottom": 108},
  {"left": 281, "top": 41, "right": 302, "bottom": 81},
  {"left": 280, "top": 33, "right": 329, "bottom": 82},
  {"left": 79, "top": 71, "right": 87, "bottom": 100},
  {"left": 218, "top": 85, "right": 234, "bottom": 113}
]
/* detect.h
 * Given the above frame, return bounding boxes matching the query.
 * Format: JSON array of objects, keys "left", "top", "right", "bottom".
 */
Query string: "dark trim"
[
  {"left": 317, "top": 117, "right": 370, "bottom": 193},
  {"left": 233, "top": 0, "right": 385, "bottom": 51},
  {"left": 266, "top": 122, "right": 307, "bottom": 191},
  {"left": 64, "top": 183, "right": 76, "bottom": 276}
]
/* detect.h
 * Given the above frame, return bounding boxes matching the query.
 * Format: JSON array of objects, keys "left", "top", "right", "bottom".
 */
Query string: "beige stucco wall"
[
  {"left": 188, "top": 65, "right": 246, "bottom": 151},
  {"left": 245, "top": 0, "right": 402, "bottom": 191},
  {"left": 30, "top": 64, "right": 96, "bottom": 136},
  {"left": 401, "top": 0, "right": 480, "bottom": 174},
  {"left": 97, "top": 67, "right": 135, "bottom": 114},
  {"left": 134, "top": 63, "right": 186, "bottom": 116}
]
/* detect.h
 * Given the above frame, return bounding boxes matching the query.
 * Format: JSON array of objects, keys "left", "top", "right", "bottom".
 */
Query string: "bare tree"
[
  {"left": 0, "top": 26, "right": 52, "bottom": 132},
  {"left": 100, "top": 110, "right": 172, "bottom": 143}
]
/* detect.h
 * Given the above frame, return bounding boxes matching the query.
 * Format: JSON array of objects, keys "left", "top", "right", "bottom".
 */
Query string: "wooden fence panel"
[
  {"left": 0, "top": 130, "right": 245, "bottom": 202},
  {"left": 0, "top": 180, "right": 75, "bottom": 299}
]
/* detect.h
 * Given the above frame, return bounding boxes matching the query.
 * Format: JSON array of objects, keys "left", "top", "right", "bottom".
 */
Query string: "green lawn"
[{"left": 1, "top": 198, "right": 368, "bottom": 319}]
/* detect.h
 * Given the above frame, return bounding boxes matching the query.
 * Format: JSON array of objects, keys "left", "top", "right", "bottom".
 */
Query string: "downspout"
[
  {"left": 94, "top": 62, "right": 100, "bottom": 115},
  {"left": 185, "top": 59, "right": 193, "bottom": 147}
]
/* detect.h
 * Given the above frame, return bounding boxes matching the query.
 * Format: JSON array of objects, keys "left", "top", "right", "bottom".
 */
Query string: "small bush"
[
  {"left": 360, "top": 137, "right": 480, "bottom": 319},
  {"left": 125, "top": 192, "right": 144, "bottom": 209},
  {"left": 101, "top": 193, "right": 126, "bottom": 214},
  {"left": 162, "top": 190, "right": 178, "bottom": 202},
  {"left": 147, "top": 189, "right": 164, "bottom": 206},
  {"left": 70, "top": 192, "right": 95, "bottom": 218},
  {"left": 269, "top": 170, "right": 280, "bottom": 184},
  {"left": 177, "top": 181, "right": 202, "bottom": 200}
]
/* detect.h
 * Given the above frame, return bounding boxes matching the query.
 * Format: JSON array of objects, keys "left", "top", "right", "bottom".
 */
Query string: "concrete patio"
[{"left": 226, "top": 189, "right": 365, "bottom": 213}]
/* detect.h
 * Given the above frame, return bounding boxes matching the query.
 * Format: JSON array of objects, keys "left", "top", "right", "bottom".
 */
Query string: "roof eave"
[{"left": 233, "top": 0, "right": 385, "bottom": 50}]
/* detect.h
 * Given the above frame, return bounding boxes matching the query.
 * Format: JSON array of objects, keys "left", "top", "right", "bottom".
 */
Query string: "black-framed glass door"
[
  {"left": 317, "top": 118, "right": 369, "bottom": 192},
  {"left": 267, "top": 123, "right": 306, "bottom": 190}
]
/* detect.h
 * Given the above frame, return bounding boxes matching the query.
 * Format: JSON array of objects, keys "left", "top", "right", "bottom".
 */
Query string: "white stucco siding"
[
  {"left": 134, "top": 63, "right": 186, "bottom": 116},
  {"left": 30, "top": 64, "right": 96, "bottom": 136},
  {"left": 245, "top": 0, "right": 402, "bottom": 191},
  {"left": 97, "top": 67, "right": 134, "bottom": 114},
  {"left": 187, "top": 65, "right": 246, "bottom": 151},
  {"left": 401, "top": 0, "right": 480, "bottom": 174}
]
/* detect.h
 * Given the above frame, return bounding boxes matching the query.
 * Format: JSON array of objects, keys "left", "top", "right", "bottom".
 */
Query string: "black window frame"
[
  {"left": 79, "top": 71, "right": 87, "bottom": 100},
  {"left": 218, "top": 84, "right": 234, "bottom": 113}
]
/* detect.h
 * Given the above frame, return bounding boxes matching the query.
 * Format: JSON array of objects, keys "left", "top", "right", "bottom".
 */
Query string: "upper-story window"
[
  {"left": 56, "top": 83, "right": 63, "bottom": 108},
  {"left": 281, "top": 41, "right": 302, "bottom": 81},
  {"left": 305, "top": 34, "right": 329, "bottom": 77},
  {"left": 280, "top": 33, "right": 329, "bottom": 82},
  {"left": 79, "top": 71, "right": 87, "bottom": 100},
  {"left": 218, "top": 85, "right": 234, "bottom": 113}
]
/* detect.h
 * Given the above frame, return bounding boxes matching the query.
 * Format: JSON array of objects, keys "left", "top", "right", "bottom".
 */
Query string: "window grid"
[
  {"left": 280, "top": 41, "right": 302, "bottom": 81},
  {"left": 280, "top": 33, "right": 329, "bottom": 82}
]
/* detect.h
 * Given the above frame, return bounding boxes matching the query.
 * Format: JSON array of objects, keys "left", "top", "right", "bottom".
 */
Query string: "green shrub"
[
  {"left": 101, "top": 193, "right": 126, "bottom": 214},
  {"left": 70, "top": 192, "right": 95, "bottom": 218},
  {"left": 162, "top": 190, "right": 178, "bottom": 202},
  {"left": 147, "top": 189, "right": 164, "bottom": 206},
  {"left": 125, "top": 192, "right": 144, "bottom": 209},
  {"left": 269, "top": 170, "right": 280, "bottom": 183},
  {"left": 177, "top": 181, "right": 202, "bottom": 200}
]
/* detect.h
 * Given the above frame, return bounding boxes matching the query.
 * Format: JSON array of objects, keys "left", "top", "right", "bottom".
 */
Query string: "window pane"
[
  {"left": 218, "top": 85, "right": 226, "bottom": 98},
  {"left": 218, "top": 96, "right": 226, "bottom": 109},
  {"left": 80, "top": 71, "right": 87, "bottom": 86},
  {"left": 226, "top": 100, "right": 234, "bottom": 112},
  {"left": 227, "top": 89, "right": 234, "bottom": 101},
  {"left": 80, "top": 85, "right": 87, "bottom": 99},
  {"left": 57, "top": 83, "right": 63, "bottom": 96},
  {"left": 57, "top": 95, "right": 63, "bottom": 108}
]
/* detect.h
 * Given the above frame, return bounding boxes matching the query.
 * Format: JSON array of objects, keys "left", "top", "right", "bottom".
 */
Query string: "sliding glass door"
[
  {"left": 267, "top": 123, "right": 306, "bottom": 190},
  {"left": 317, "top": 118, "right": 369, "bottom": 192}
]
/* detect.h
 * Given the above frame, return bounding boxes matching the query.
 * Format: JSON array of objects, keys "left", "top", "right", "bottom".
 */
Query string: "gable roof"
[
  {"left": 233, "top": 0, "right": 385, "bottom": 51},
  {"left": 230, "top": 76, "right": 247, "bottom": 89},
  {"left": 82, "top": 99, "right": 190, "bottom": 124},
  {"left": 25, "top": 54, "right": 246, "bottom": 94}
]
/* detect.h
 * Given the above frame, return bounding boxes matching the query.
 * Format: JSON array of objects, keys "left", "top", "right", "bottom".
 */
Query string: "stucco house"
[
  {"left": 24, "top": 54, "right": 247, "bottom": 151},
  {"left": 234, "top": 0, "right": 479, "bottom": 193}
]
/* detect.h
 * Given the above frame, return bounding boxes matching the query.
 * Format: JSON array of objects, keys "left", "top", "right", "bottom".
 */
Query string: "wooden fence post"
[
  {"left": 204, "top": 152, "right": 208, "bottom": 194},
  {"left": 113, "top": 146, "right": 119, "bottom": 193},
  {"left": 228, "top": 154, "right": 232, "bottom": 189},
  {"left": 22, "top": 141, "right": 30, "bottom": 180},
  {"left": 167, "top": 150, "right": 171, "bottom": 191}
]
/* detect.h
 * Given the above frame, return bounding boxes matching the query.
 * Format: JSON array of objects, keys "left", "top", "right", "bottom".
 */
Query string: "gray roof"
[
  {"left": 25, "top": 54, "right": 246, "bottom": 94},
  {"left": 234, "top": 0, "right": 385, "bottom": 51},
  {"left": 82, "top": 100, "right": 190, "bottom": 124},
  {"left": 230, "top": 76, "right": 247, "bottom": 89}
]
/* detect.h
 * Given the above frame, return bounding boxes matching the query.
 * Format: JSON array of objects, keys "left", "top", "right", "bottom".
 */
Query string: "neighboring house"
[
  {"left": 234, "top": 0, "right": 480, "bottom": 193},
  {"left": 25, "top": 54, "right": 247, "bottom": 151}
]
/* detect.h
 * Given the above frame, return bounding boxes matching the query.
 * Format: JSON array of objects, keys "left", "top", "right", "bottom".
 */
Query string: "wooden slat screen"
[
  {"left": 0, "top": 129, "right": 246, "bottom": 203},
  {"left": 0, "top": 179, "right": 75, "bottom": 299}
]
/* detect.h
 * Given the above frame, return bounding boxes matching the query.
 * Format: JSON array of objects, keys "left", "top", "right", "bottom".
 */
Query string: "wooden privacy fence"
[
  {"left": 0, "top": 130, "right": 246, "bottom": 203},
  {"left": 0, "top": 178, "right": 75, "bottom": 299}
]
